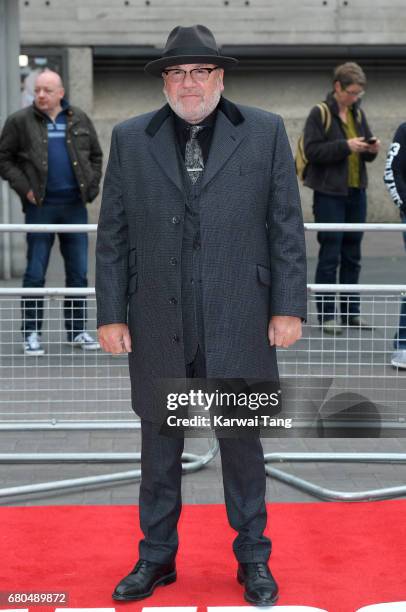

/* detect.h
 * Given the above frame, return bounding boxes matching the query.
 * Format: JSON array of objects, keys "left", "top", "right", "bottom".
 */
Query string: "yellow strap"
[{"left": 316, "top": 102, "right": 332, "bottom": 132}]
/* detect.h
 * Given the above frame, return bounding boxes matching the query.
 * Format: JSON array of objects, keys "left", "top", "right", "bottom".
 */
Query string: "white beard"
[{"left": 164, "top": 87, "right": 222, "bottom": 124}]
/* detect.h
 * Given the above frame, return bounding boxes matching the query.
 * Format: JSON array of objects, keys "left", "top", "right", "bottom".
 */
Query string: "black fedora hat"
[{"left": 145, "top": 24, "right": 238, "bottom": 77}]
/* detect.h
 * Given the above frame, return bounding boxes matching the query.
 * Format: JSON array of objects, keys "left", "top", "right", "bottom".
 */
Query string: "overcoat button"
[
  {"left": 172, "top": 216, "right": 180, "bottom": 224},
  {"left": 170, "top": 257, "right": 177, "bottom": 265},
  {"left": 169, "top": 297, "right": 178, "bottom": 304},
  {"left": 172, "top": 334, "right": 180, "bottom": 343}
]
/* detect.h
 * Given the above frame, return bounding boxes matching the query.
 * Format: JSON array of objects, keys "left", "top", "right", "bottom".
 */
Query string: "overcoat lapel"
[
  {"left": 200, "top": 108, "right": 248, "bottom": 190},
  {"left": 146, "top": 108, "right": 184, "bottom": 193},
  {"left": 145, "top": 98, "right": 247, "bottom": 193}
]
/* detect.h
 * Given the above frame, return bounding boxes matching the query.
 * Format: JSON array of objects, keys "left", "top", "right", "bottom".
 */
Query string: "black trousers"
[
  {"left": 138, "top": 346, "right": 271, "bottom": 564},
  {"left": 313, "top": 188, "right": 367, "bottom": 322}
]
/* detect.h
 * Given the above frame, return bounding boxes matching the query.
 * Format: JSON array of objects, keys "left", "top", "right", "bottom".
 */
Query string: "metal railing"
[
  {"left": 0, "top": 290, "right": 131, "bottom": 425},
  {"left": 1, "top": 222, "right": 405, "bottom": 233},
  {"left": 1, "top": 288, "right": 406, "bottom": 427}
]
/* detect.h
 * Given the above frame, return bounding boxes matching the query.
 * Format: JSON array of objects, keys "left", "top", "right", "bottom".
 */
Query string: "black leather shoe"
[
  {"left": 112, "top": 559, "right": 176, "bottom": 601},
  {"left": 237, "top": 562, "right": 279, "bottom": 606}
]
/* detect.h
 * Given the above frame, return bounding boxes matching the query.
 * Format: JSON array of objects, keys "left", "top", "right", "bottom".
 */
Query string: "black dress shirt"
[{"left": 172, "top": 107, "right": 218, "bottom": 164}]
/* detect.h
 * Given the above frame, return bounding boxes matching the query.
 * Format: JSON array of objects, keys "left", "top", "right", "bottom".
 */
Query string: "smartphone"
[{"left": 367, "top": 137, "right": 377, "bottom": 144}]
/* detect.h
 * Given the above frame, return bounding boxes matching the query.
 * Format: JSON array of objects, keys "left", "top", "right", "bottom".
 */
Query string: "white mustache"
[{"left": 178, "top": 91, "right": 203, "bottom": 97}]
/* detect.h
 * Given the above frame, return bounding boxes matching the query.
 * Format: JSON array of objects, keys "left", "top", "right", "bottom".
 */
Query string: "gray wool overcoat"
[{"left": 95, "top": 97, "right": 307, "bottom": 423}]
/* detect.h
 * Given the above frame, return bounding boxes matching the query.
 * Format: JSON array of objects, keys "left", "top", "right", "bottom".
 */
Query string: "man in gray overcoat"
[{"left": 96, "top": 24, "right": 307, "bottom": 606}]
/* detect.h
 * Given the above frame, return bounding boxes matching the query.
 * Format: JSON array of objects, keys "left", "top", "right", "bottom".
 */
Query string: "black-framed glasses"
[{"left": 162, "top": 67, "right": 219, "bottom": 83}]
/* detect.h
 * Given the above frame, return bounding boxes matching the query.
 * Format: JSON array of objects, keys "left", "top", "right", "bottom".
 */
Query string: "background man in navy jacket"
[{"left": 0, "top": 70, "right": 102, "bottom": 355}]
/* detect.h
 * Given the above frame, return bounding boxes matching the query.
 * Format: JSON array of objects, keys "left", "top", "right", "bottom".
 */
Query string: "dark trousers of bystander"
[
  {"left": 395, "top": 213, "right": 406, "bottom": 349},
  {"left": 21, "top": 202, "right": 88, "bottom": 341},
  {"left": 313, "top": 188, "right": 367, "bottom": 323}
]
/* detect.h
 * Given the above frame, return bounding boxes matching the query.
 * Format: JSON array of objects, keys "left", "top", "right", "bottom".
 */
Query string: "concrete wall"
[
  {"left": 11, "top": 0, "right": 406, "bottom": 228},
  {"left": 90, "top": 64, "right": 406, "bottom": 223},
  {"left": 67, "top": 47, "right": 93, "bottom": 115},
  {"left": 19, "top": 0, "right": 406, "bottom": 46},
  {"left": 0, "top": 0, "right": 25, "bottom": 278}
]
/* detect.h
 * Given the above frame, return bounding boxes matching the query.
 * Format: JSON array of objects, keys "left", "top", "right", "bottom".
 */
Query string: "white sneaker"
[
  {"left": 391, "top": 350, "right": 406, "bottom": 369},
  {"left": 321, "top": 319, "right": 342, "bottom": 335},
  {"left": 68, "top": 331, "right": 100, "bottom": 350},
  {"left": 23, "top": 332, "right": 45, "bottom": 356}
]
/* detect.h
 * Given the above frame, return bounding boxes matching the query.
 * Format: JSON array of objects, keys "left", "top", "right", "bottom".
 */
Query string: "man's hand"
[
  {"left": 268, "top": 316, "right": 302, "bottom": 348},
  {"left": 26, "top": 190, "right": 36, "bottom": 204},
  {"left": 98, "top": 323, "right": 132, "bottom": 354}
]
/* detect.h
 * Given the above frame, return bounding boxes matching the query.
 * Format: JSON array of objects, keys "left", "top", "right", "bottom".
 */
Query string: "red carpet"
[{"left": 1, "top": 502, "right": 406, "bottom": 612}]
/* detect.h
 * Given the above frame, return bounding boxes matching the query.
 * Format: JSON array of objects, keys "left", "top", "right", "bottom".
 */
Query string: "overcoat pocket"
[
  {"left": 128, "top": 273, "right": 138, "bottom": 295},
  {"left": 128, "top": 248, "right": 137, "bottom": 268},
  {"left": 257, "top": 264, "right": 271, "bottom": 287},
  {"left": 240, "top": 163, "right": 267, "bottom": 176}
]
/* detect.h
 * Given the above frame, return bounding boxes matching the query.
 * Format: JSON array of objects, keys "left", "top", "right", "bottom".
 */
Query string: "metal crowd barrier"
[
  {"left": 0, "top": 223, "right": 405, "bottom": 501},
  {"left": 1, "top": 286, "right": 406, "bottom": 427}
]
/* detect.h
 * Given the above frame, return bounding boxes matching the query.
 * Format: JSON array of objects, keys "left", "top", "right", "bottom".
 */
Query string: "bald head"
[
  {"left": 36, "top": 69, "right": 63, "bottom": 89},
  {"left": 34, "top": 70, "right": 65, "bottom": 118}
]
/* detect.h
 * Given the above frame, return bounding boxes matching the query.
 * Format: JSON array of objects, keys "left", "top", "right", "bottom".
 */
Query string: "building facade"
[{"left": 8, "top": 0, "right": 406, "bottom": 232}]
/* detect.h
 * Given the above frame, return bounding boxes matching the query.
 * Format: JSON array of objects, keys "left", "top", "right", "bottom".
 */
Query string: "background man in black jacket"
[
  {"left": 303, "top": 62, "right": 380, "bottom": 335},
  {"left": 0, "top": 69, "right": 103, "bottom": 355}
]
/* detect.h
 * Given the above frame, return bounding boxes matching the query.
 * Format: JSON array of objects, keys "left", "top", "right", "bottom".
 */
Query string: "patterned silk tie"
[{"left": 185, "top": 125, "right": 204, "bottom": 184}]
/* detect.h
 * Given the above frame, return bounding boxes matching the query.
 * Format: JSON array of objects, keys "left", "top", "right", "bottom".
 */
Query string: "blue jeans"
[
  {"left": 22, "top": 203, "right": 88, "bottom": 341},
  {"left": 394, "top": 213, "right": 406, "bottom": 349},
  {"left": 313, "top": 188, "right": 367, "bottom": 322}
]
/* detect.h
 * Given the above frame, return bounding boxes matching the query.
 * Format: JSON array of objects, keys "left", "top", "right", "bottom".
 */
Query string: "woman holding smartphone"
[{"left": 303, "top": 62, "right": 380, "bottom": 335}]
